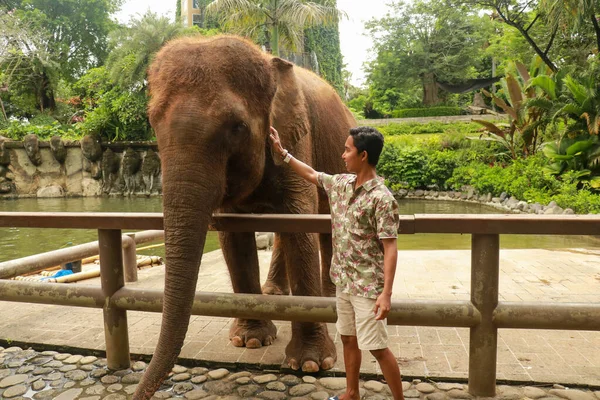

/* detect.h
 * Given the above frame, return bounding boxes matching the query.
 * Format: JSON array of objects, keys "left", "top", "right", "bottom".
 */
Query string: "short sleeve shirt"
[{"left": 318, "top": 173, "right": 399, "bottom": 299}]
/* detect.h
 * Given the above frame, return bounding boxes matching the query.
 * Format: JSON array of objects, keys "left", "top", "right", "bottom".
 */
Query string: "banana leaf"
[
  {"left": 506, "top": 74, "right": 524, "bottom": 109},
  {"left": 528, "top": 75, "right": 556, "bottom": 100},
  {"left": 473, "top": 119, "right": 506, "bottom": 137},
  {"left": 565, "top": 139, "right": 595, "bottom": 156}
]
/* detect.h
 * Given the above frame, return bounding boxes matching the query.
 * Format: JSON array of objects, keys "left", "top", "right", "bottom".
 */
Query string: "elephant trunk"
[{"left": 133, "top": 150, "right": 224, "bottom": 400}]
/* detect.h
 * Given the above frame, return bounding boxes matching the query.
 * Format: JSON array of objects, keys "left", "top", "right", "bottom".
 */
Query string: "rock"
[
  {"left": 185, "top": 389, "right": 210, "bottom": 400},
  {"left": 17, "top": 365, "right": 36, "bottom": 374},
  {"left": 203, "top": 380, "right": 236, "bottom": 395},
  {"left": 65, "top": 369, "right": 87, "bottom": 381},
  {"left": 207, "top": 368, "right": 229, "bottom": 380},
  {"left": 492, "top": 197, "right": 501, "bottom": 203},
  {"left": 228, "top": 372, "right": 252, "bottom": 381},
  {"left": 53, "top": 388, "right": 84, "bottom": 400},
  {"left": 259, "top": 391, "right": 288, "bottom": 400},
  {"left": 236, "top": 376, "right": 251, "bottom": 384},
  {"left": 416, "top": 383, "right": 436, "bottom": 393},
  {"left": 319, "top": 377, "right": 346, "bottom": 390},
  {"left": 238, "top": 384, "right": 261, "bottom": 397},
  {"left": 190, "top": 367, "right": 208, "bottom": 375},
  {"left": 80, "top": 364, "right": 94, "bottom": 371},
  {"left": 63, "top": 355, "right": 82, "bottom": 364},
  {"left": 289, "top": 383, "right": 317, "bottom": 396},
  {"left": 107, "top": 383, "right": 123, "bottom": 392},
  {"left": 44, "top": 372, "right": 62, "bottom": 381},
  {"left": 280, "top": 375, "right": 302, "bottom": 385},
  {"left": 446, "top": 389, "right": 473, "bottom": 399},
  {"left": 301, "top": 376, "right": 316, "bottom": 384},
  {"left": 132, "top": 361, "right": 147, "bottom": 371},
  {"left": 415, "top": 190, "right": 424, "bottom": 197},
  {"left": 124, "top": 384, "right": 138, "bottom": 394},
  {"left": 33, "top": 389, "right": 57, "bottom": 399},
  {"left": 2, "top": 384, "right": 27, "bottom": 398},
  {"left": 33, "top": 367, "right": 54, "bottom": 375},
  {"left": 102, "top": 395, "right": 127, "bottom": 400},
  {"left": 85, "top": 385, "right": 105, "bottom": 395},
  {"left": 436, "top": 383, "right": 465, "bottom": 391},
  {"left": 174, "top": 382, "right": 195, "bottom": 395},
  {"left": 64, "top": 381, "right": 76, "bottom": 389},
  {"left": 101, "top": 375, "right": 120, "bottom": 384},
  {"left": 397, "top": 189, "right": 408, "bottom": 197},
  {"left": 172, "top": 365, "right": 188, "bottom": 374},
  {"left": 0, "top": 374, "right": 28, "bottom": 388},
  {"left": 258, "top": 381, "right": 284, "bottom": 392},
  {"left": 549, "top": 389, "right": 596, "bottom": 400},
  {"left": 172, "top": 372, "right": 192, "bottom": 382},
  {"left": 364, "top": 380, "right": 386, "bottom": 392},
  {"left": 524, "top": 387, "right": 549, "bottom": 399},
  {"left": 564, "top": 208, "right": 575, "bottom": 214},
  {"left": 80, "top": 378, "right": 96, "bottom": 386},
  {"left": 496, "top": 385, "right": 523, "bottom": 399},
  {"left": 59, "top": 365, "right": 77, "bottom": 372},
  {"left": 516, "top": 201, "right": 527, "bottom": 211},
  {"left": 548, "top": 201, "right": 558, "bottom": 208},
  {"left": 80, "top": 356, "right": 97, "bottom": 365},
  {"left": 113, "top": 369, "right": 132, "bottom": 377},
  {"left": 191, "top": 375, "right": 208, "bottom": 384},
  {"left": 32, "top": 379, "right": 46, "bottom": 390},
  {"left": 426, "top": 393, "right": 448, "bottom": 400},
  {"left": 402, "top": 382, "right": 411, "bottom": 391},
  {"left": 90, "top": 369, "right": 107, "bottom": 378},
  {"left": 79, "top": 397, "right": 101, "bottom": 400},
  {"left": 0, "top": 370, "right": 11, "bottom": 380},
  {"left": 122, "top": 372, "right": 144, "bottom": 384},
  {"left": 253, "top": 373, "right": 278, "bottom": 384},
  {"left": 404, "top": 389, "right": 420, "bottom": 398}
]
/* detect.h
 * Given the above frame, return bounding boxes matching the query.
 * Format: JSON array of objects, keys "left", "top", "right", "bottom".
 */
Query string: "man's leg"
[
  {"left": 370, "top": 348, "right": 405, "bottom": 400},
  {"left": 340, "top": 335, "right": 361, "bottom": 400}
]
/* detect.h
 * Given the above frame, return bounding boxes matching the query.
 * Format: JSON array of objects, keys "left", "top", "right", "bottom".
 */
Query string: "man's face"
[{"left": 342, "top": 135, "right": 365, "bottom": 173}]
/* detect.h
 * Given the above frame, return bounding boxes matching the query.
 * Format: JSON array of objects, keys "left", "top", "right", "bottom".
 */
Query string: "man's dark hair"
[{"left": 349, "top": 126, "right": 384, "bottom": 166}]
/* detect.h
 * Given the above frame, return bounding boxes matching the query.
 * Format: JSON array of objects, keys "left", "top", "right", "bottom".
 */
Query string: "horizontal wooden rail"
[
  {"left": 494, "top": 302, "right": 600, "bottom": 330},
  {"left": 2, "top": 212, "right": 600, "bottom": 234}
]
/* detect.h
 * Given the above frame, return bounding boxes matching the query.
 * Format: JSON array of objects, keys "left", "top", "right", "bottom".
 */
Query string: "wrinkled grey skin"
[
  {"left": 141, "top": 149, "right": 161, "bottom": 195},
  {"left": 23, "top": 134, "right": 42, "bottom": 166},
  {"left": 50, "top": 136, "right": 67, "bottom": 164},
  {"left": 101, "top": 148, "right": 120, "bottom": 194},
  {"left": 122, "top": 148, "right": 141, "bottom": 195}
]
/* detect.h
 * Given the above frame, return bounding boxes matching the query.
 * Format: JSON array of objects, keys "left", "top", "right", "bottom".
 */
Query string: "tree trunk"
[
  {"left": 591, "top": 14, "right": 600, "bottom": 55},
  {"left": 271, "top": 24, "right": 280, "bottom": 56},
  {"left": 422, "top": 72, "right": 439, "bottom": 106}
]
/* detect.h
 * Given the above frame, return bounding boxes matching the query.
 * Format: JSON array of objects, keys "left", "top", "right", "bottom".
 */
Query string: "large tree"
[
  {"left": 366, "top": 0, "right": 490, "bottom": 108},
  {"left": 205, "top": 0, "right": 345, "bottom": 56},
  {"left": 0, "top": 0, "right": 121, "bottom": 111}
]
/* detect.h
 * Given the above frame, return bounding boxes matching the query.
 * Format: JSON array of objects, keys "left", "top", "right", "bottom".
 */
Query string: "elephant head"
[
  {"left": 23, "top": 134, "right": 42, "bottom": 166},
  {"left": 134, "top": 35, "right": 282, "bottom": 399}
]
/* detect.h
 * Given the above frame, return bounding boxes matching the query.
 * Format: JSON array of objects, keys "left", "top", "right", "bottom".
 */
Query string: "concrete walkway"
[{"left": 1, "top": 248, "right": 599, "bottom": 388}]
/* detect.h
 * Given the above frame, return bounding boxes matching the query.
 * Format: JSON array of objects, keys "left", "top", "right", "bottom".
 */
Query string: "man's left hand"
[{"left": 374, "top": 292, "right": 392, "bottom": 321}]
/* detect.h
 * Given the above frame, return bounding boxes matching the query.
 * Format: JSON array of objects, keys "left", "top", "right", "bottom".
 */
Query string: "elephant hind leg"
[{"left": 262, "top": 234, "right": 290, "bottom": 295}]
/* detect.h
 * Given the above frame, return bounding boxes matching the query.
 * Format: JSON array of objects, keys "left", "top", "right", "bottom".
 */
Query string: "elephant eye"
[{"left": 232, "top": 122, "right": 248, "bottom": 134}]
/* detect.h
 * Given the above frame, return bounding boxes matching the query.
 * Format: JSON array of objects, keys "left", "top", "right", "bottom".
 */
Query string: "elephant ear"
[{"left": 270, "top": 57, "right": 310, "bottom": 166}]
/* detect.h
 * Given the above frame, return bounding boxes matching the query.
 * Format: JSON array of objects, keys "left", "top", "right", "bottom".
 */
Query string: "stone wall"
[{"left": 0, "top": 135, "right": 161, "bottom": 198}]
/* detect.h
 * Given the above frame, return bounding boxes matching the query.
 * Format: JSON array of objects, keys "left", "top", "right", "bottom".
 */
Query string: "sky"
[{"left": 115, "top": 1, "right": 392, "bottom": 87}]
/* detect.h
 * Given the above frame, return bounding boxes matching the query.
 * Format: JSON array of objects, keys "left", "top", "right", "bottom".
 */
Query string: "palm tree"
[
  {"left": 106, "top": 12, "right": 185, "bottom": 89},
  {"left": 539, "top": 0, "right": 600, "bottom": 53},
  {"left": 205, "top": 0, "right": 345, "bottom": 56}
]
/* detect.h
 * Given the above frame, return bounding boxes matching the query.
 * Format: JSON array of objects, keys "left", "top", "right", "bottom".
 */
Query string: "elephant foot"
[
  {"left": 261, "top": 280, "right": 290, "bottom": 296},
  {"left": 285, "top": 322, "right": 336, "bottom": 372},
  {"left": 229, "top": 318, "right": 277, "bottom": 348}
]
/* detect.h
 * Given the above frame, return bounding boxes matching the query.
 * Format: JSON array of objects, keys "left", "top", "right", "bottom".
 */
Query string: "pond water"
[{"left": 0, "top": 197, "right": 598, "bottom": 263}]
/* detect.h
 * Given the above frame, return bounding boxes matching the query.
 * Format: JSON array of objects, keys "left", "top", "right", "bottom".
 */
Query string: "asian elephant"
[{"left": 134, "top": 35, "right": 355, "bottom": 399}]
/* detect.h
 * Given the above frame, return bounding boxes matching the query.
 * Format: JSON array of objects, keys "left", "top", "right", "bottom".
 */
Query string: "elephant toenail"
[
  {"left": 246, "top": 338, "right": 262, "bottom": 348},
  {"left": 231, "top": 336, "right": 244, "bottom": 347},
  {"left": 302, "top": 360, "right": 319, "bottom": 373}
]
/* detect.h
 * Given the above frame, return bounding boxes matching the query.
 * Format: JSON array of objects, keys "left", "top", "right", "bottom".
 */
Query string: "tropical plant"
[
  {"left": 205, "top": 0, "right": 345, "bottom": 56},
  {"left": 555, "top": 74, "right": 600, "bottom": 138},
  {"left": 473, "top": 59, "right": 556, "bottom": 158},
  {"left": 542, "top": 135, "right": 600, "bottom": 188}
]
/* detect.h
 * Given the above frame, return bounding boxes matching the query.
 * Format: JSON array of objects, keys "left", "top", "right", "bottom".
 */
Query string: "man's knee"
[
  {"left": 341, "top": 334, "right": 358, "bottom": 346},
  {"left": 369, "top": 347, "right": 389, "bottom": 360}
]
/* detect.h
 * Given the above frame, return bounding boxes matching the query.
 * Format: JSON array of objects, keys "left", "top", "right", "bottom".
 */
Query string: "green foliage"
[
  {"left": 391, "top": 107, "right": 464, "bottom": 118},
  {"left": 377, "top": 121, "right": 485, "bottom": 137},
  {"left": 304, "top": 16, "right": 343, "bottom": 93},
  {"left": 0, "top": 120, "right": 84, "bottom": 140}
]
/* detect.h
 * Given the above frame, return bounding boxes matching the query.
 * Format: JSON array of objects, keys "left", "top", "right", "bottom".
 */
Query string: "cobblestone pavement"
[
  {"left": 1, "top": 346, "right": 600, "bottom": 400},
  {"left": 1, "top": 249, "right": 600, "bottom": 390}
]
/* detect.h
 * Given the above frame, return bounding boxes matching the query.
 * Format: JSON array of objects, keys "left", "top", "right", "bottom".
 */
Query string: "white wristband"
[{"left": 283, "top": 152, "right": 292, "bottom": 163}]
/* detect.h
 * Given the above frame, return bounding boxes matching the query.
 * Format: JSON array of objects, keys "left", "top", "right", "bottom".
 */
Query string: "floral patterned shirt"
[{"left": 318, "top": 173, "right": 399, "bottom": 299}]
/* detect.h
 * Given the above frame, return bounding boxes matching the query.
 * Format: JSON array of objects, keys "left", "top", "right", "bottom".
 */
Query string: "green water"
[{"left": 0, "top": 198, "right": 598, "bottom": 263}]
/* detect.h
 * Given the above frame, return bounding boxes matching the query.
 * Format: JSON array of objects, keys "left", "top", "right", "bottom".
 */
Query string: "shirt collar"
[{"left": 349, "top": 175, "right": 384, "bottom": 193}]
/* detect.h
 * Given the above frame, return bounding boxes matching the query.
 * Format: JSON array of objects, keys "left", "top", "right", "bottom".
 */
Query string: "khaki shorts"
[{"left": 335, "top": 288, "right": 388, "bottom": 350}]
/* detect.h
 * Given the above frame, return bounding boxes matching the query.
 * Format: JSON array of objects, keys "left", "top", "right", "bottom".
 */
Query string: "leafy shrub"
[
  {"left": 0, "top": 120, "right": 84, "bottom": 140},
  {"left": 391, "top": 107, "right": 465, "bottom": 118},
  {"left": 377, "top": 121, "right": 485, "bottom": 136}
]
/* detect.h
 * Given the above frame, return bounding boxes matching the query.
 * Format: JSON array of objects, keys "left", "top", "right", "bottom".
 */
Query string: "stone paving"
[
  {"left": 1, "top": 346, "right": 600, "bottom": 400},
  {"left": 0, "top": 248, "right": 600, "bottom": 393}
]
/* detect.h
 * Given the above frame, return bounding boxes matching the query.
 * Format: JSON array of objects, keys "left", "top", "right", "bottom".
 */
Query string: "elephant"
[
  {"left": 134, "top": 35, "right": 355, "bottom": 399},
  {"left": 23, "top": 134, "right": 42, "bottom": 166}
]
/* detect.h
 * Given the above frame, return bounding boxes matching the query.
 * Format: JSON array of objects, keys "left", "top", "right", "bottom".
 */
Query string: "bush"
[
  {"left": 377, "top": 121, "right": 484, "bottom": 136},
  {"left": 0, "top": 120, "right": 84, "bottom": 141},
  {"left": 390, "top": 107, "right": 465, "bottom": 118}
]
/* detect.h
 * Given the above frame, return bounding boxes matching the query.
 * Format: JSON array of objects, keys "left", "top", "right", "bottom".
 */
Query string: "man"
[{"left": 269, "top": 126, "right": 404, "bottom": 400}]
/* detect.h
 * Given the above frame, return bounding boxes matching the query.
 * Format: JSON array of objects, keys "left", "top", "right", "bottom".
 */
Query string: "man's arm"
[
  {"left": 374, "top": 238, "right": 398, "bottom": 320},
  {"left": 269, "top": 127, "right": 319, "bottom": 185}
]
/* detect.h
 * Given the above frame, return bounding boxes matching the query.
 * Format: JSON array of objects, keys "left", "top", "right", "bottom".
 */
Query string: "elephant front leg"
[
  {"left": 219, "top": 231, "right": 278, "bottom": 349},
  {"left": 280, "top": 232, "right": 336, "bottom": 372},
  {"left": 262, "top": 234, "right": 290, "bottom": 295}
]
